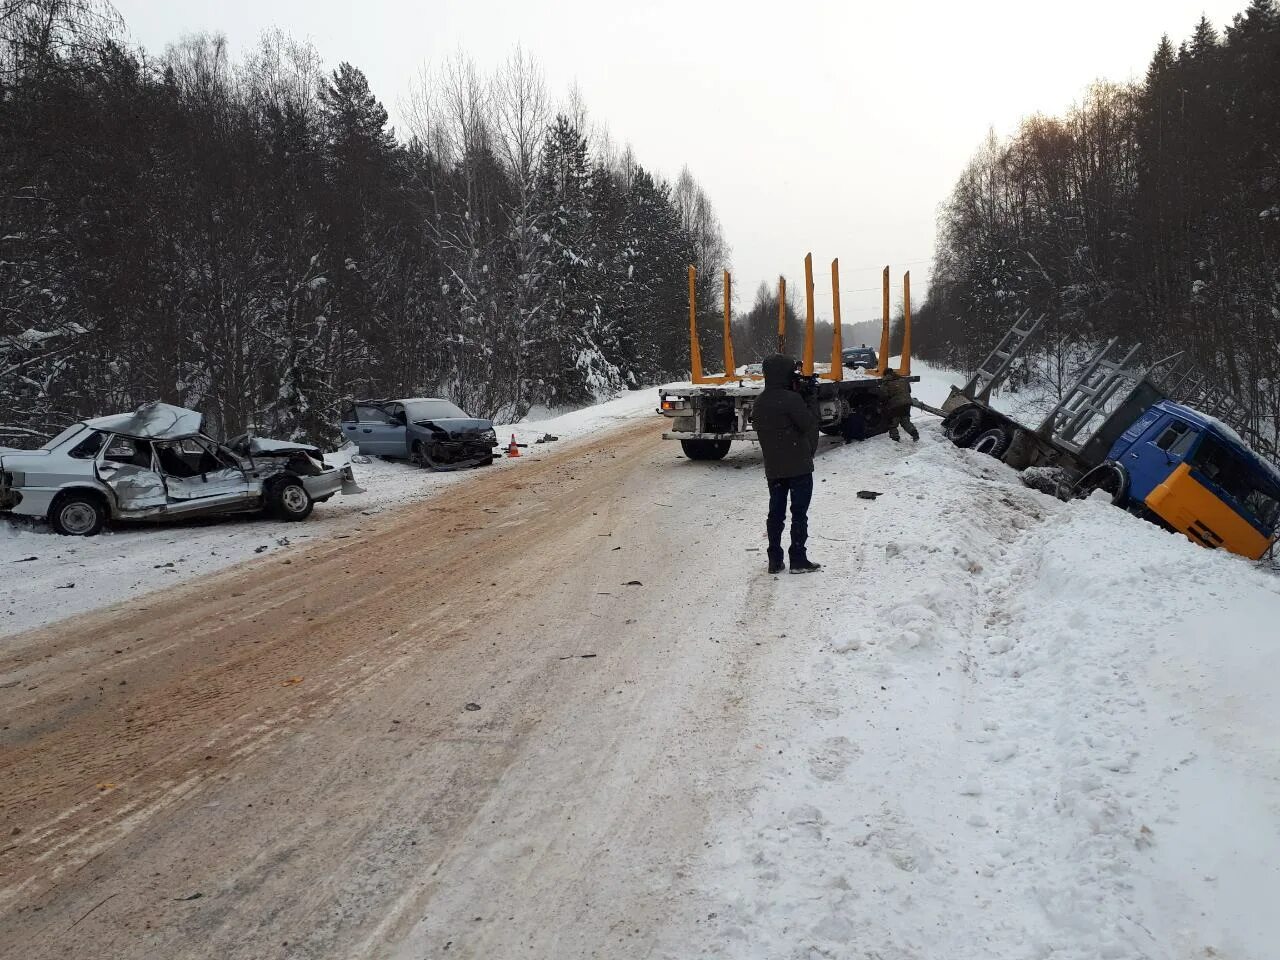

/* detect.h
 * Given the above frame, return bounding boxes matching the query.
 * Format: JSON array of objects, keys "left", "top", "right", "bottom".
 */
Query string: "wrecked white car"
[{"left": 0, "top": 402, "right": 364, "bottom": 536}]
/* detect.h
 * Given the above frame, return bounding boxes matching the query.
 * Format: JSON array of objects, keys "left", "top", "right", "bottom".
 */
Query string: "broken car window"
[
  {"left": 155, "top": 439, "right": 221, "bottom": 478},
  {"left": 69, "top": 431, "right": 107, "bottom": 460},
  {"left": 105, "top": 437, "right": 154, "bottom": 469},
  {"left": 1155, "top": 421, "right": 1189, "bottom": 451}
]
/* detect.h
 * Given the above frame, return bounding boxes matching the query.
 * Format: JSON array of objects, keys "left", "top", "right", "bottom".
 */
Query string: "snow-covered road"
[{"left": 3, "top": 364, "right": 1278, "bottom": 959}]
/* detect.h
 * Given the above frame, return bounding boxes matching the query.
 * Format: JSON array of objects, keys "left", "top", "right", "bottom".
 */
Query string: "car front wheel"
[
  {"left": 50, "top": 492, "right": 107, "bottom": 536},
  {"left": 269, "top": 478, "right": 314, "bottom": 521}
]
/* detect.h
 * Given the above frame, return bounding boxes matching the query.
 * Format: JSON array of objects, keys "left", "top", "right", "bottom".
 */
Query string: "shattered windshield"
[{"left": 404, "top": 400, "right": 468, "bottom": 422}]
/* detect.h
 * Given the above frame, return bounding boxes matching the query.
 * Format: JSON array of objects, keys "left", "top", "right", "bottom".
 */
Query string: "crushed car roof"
[{"left": 84, "top": 402, "right": 202, "bottom": 440}]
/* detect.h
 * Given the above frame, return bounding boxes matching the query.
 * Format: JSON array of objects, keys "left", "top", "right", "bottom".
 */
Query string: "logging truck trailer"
[
  {"left": 659, "top": 254, "right": 920, "bottom": 460},
  {"left": 938, "top": 312, "right": 1280, "bottom": 560}
]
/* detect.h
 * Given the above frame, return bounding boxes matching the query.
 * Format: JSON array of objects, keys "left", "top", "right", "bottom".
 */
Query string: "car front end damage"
[{"left": 405, "top": 419, "right": 498, "bottom": 470}]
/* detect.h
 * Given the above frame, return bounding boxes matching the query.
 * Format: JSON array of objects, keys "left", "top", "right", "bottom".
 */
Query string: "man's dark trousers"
[{"left": 767, "top": 472, "right": 813, "bottom": 566}]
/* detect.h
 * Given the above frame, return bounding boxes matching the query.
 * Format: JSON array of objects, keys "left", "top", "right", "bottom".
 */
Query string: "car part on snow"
[
  {"left": 856, "top": 490, "right": 881, "bottom": 500},
  {"left": 412, "top": 439, "right": 494, "bottom": 472}
]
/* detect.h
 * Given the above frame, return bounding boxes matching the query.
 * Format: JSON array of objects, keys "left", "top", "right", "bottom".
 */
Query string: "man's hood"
[{"left": 762, "top": 354, "right": 797, "bottom": 388}]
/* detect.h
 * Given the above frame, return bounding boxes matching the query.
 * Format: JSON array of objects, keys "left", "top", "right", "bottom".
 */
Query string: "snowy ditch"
[{"left": 654, "top": 418, "right": 1280, "bottom": 958}]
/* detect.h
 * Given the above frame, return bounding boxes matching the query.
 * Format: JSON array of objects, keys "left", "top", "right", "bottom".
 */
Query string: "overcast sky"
[{"left": 115, "top": 0, "right": 1247, "bottom": 323}]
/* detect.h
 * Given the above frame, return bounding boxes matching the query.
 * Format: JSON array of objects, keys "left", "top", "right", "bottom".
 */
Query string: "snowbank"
[{"left": 657, "top": 420, "right": 1280, "bottom": 959}]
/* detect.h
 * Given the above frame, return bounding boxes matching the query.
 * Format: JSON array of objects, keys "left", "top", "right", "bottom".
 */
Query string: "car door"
[
  {"left": 95, "top": 436, "right": 169, "bottom": 511},
  {"left": 364, "top": 403, "right": 409, "bottom": 457},
  {"left": 340, "top": 403, "right": 406, "bottom": 456},
  {"left": 1126, "top": 416, "right": 1199, "bottom": 503},
  {"left": 156, "top": 437, "right": 255, "bottom": 509}
]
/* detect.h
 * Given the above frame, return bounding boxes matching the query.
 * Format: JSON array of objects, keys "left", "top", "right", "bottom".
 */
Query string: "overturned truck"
[
  {"left": 937, "top": 313, "right": 1280, "bottom": 561},
  {"left": 659, "top": 254, "right": 920, "bottom": 459}
]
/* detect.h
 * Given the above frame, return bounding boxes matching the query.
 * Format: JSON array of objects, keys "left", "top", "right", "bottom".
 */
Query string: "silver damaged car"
[{"left": 0, "top": 402, "right": 365, "bottom": 536}]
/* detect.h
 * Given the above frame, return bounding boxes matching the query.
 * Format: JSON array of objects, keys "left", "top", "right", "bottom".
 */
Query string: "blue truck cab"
[{"left": 1094, "top": 400, "right": 1280, "bottom": 558}]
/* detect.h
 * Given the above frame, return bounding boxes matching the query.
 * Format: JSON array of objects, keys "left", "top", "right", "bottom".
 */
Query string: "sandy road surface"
[{"left": 0, "top": 418, "right": 786, "bottom": 959}]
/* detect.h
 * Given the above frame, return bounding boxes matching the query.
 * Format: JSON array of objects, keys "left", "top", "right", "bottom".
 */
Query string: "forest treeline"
[
  {"left": 916, "top": 1, "right": 1280, "bottom": 438},
  {"left": 0, "top": 1, "right": 729, "bottom": 444}
]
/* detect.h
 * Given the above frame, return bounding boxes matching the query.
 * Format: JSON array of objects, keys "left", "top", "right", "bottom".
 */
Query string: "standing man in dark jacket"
[
  {"left": 750, "top": 354, "right": 822, "bottom": 575},
  {"left": 881, "top": 369, "right": 919, "bottom": 442}
]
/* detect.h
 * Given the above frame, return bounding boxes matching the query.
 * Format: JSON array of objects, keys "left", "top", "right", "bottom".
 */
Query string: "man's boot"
[
  {"left": 889, "top": 428, "right": 901, "bottom": 442},
  {"left": 905, "top": 422, "right": 919, "bottom": 441},
  {"left": 767, "top": 549, "right": 785, "bottom": 575},
  {"left": 790, "top": 558, "right": 821, "bottom": 574}
]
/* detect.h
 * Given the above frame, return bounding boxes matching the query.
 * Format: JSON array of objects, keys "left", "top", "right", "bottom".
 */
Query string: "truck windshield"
[{"left": 1191, "top": 436, "right": 1280, "bottom": 533}]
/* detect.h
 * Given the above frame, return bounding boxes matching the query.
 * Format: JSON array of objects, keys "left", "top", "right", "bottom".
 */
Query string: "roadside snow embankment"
[
  {"left": 663, "top": 417, "right": 1280, "bottom": 959},
  {"left": 0, "top": 388, "right": 661, "bottom": 640}
]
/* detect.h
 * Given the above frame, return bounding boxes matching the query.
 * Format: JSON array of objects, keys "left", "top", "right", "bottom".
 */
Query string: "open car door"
[
  {"left": 154, "top": 437, "right": 256, "bottom": 512},
  {"left": 96, "top": 435, "right": 169, "bottom": 512}
]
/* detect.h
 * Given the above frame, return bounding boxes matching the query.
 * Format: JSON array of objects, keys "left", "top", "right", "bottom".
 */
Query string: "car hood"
[
  {"left": 84, "top": 401, "right": 202, "bottom": 440},
  {"left": 227, "top": 434, "right": 324, "bottom": 458},
  {"left": 410, "top": 418, "right": 495, "bottom": 437}
]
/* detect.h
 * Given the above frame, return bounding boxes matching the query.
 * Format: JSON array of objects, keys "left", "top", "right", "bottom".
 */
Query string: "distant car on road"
[
  {"left": 842, "top": 346, "right": 878, "bottom": 370},
  {"left": 340, "top": 398, "right": 498, "bottom": 470},
  {"left": 0, "top": 402, "right": 363, "bottom": 536}
]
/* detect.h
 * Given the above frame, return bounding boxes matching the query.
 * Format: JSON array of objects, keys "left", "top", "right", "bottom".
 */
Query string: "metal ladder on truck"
[
  {"left": 961, "top": 310, "right": 1045, "bottom": 404},
  {"left": 1036, "top": 339, "right": 1143, "bottom": 453}
]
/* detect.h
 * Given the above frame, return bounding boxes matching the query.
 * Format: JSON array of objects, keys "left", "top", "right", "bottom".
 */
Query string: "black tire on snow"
[
  {"left": 1072, "top": 463, "right": 1129, "bottom": 506},
  {"left": 269, "top": 477, "right": 314, "bottom": 521},
  {"left": 680, "top": 438, "right": 732, "bottom": 461},
  {"left": 944, "top": 406, "right": 985, "bottom": 447},
  {"left": 971, "top": 426, "right": 1014, "bottom": 459},
  {"left": 50, "top": 491, "right": 107, "bottom": 536}
]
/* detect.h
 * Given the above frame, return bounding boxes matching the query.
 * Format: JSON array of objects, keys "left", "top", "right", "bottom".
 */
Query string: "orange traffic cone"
[{"left": 507, "top": 433, "right": 521, "bottom": 458}]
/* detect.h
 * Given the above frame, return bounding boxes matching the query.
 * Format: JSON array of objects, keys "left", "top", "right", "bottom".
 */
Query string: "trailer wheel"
[
  {"left": 971, "top": 426, "right": 1013, "bottom": 459},
  {"left": 1072, "top": 462, "right": 1129, "bottom": 506},
  {"left": 680, "top": 438, "right": 731, "bottom": 461},
  {"left": 944, "top": 406, "right": 985, "bottom": 447}
]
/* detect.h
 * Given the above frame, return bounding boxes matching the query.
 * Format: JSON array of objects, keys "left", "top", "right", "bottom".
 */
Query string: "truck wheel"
[
  {"left": 269, "top": 477, "right": 314, "bottom": 521},
  {"left": 972, "top": 427, "right": 1013, "bottom": 459},
  {"left": 680, "top": 438, "right": 731, "bottom": 461},
  {"left": 1072, "top": 463, "right": 1129, "bottom": 505},
  {"left": 50, "top": 492, "right": 107, "bottom": 536},
  {"left": 944, "top": 406, "right": 984, "bottom": 447}
]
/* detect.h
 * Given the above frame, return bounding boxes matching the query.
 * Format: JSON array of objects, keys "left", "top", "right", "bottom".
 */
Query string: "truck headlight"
[{"left": 482, "top": 428, "right": 497, "bottom": 444}]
